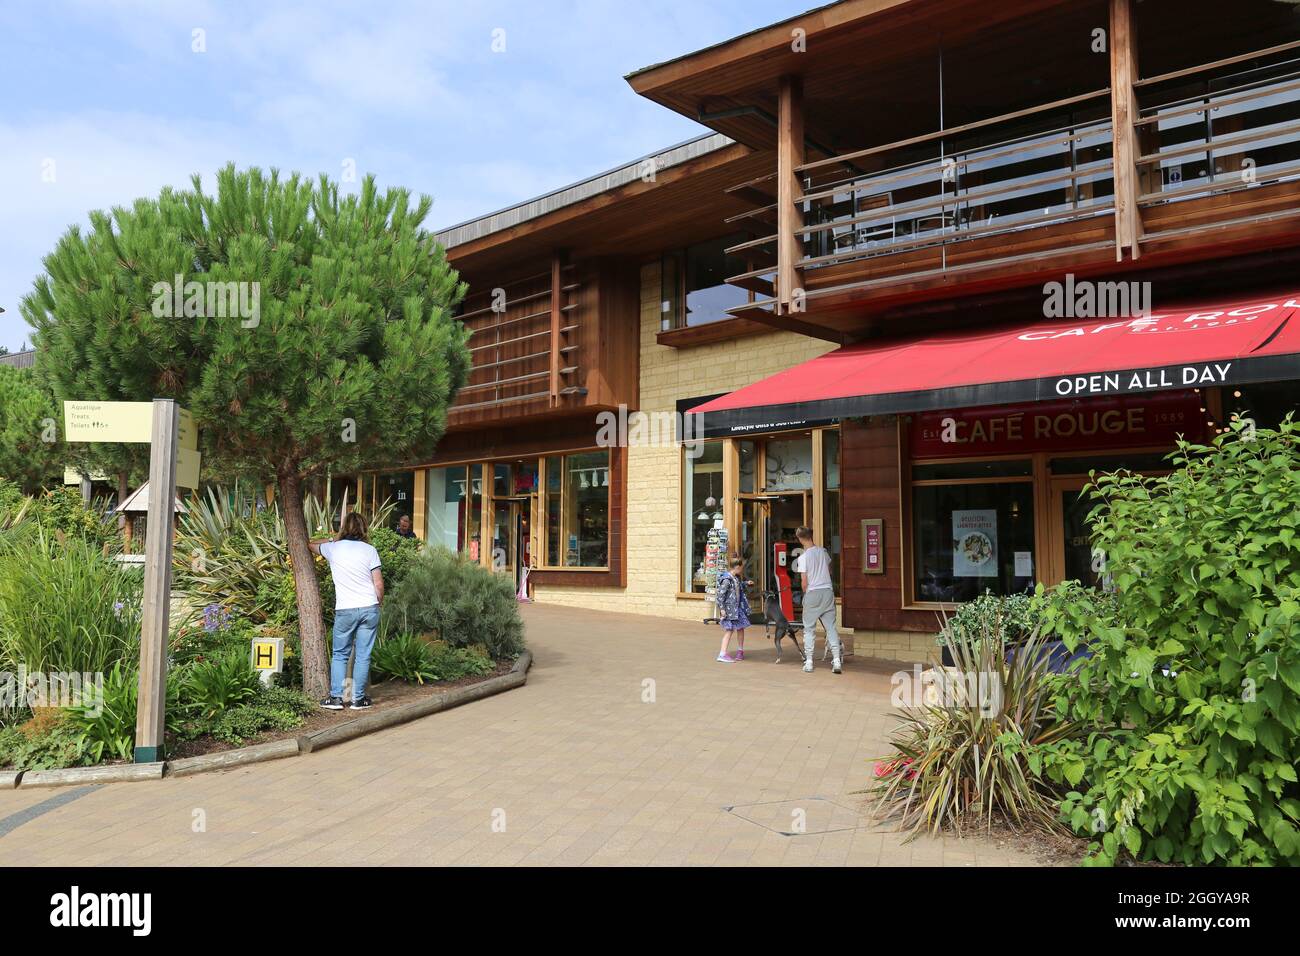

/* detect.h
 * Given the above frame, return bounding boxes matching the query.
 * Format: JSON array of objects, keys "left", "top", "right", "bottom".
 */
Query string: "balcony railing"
[
  {"left": 1135, "top": 49, "right": 1300, "bottom": 242},
  {"left": 724, "top": 90, "right": 1117, "bottom": 315},
  {"left": 722, "top": 40, "right": 1300, "bottom": 322}
]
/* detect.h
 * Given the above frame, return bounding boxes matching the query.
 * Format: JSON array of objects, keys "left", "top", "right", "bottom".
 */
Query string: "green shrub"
[
  {"left": 64, "top": 662, "right": 184, "bottom": 764},
  {"left": 370, "top": 631, "right": 439, "bottom": 684},
  {"left": 0, "top": 481, "right": 115, "bottom": 553},
  {"left": 872, "top": 620, "right": 1080, "bottom": 839},
  {"left": 371, "top": 526, "right": 420, "bottom": 592},
  {"left": 935, "top": 590, "right": 1036, "bottom": 650},
  {"left": 0, "top": 531, "right": 142, "bottom": 673},
  {"left": 257, "top": 685, "right": 316, "bottom": 717},
  {"left": 0, "top": 711, "right": 86, "bottom": 770},
  {"left": 209, "top": 703, "right": 302, "bottom": 744},
  {"left": 180, "top": 648, "right": 261, "bottom": 720},
  {"left": 387, "top": 548, "right": 524, "bottom": 659},
  {"left": 1038, "top": 420, "right": 1300, "bottom": 865},
  {"left": 428, "top": 640, "right": 495, "bottom": 679}
]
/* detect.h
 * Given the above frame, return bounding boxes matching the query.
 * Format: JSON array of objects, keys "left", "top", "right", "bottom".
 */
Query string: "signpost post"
[
  {"left": 134, "top": 400, "right": 179, "bottom": 762},
  {"left": 63, "top": 398, "right": 200, "bottom": 763}
]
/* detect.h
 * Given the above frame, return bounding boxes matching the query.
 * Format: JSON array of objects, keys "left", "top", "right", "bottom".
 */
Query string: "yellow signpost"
[
  {"left": 63, "top": 401, "right": 200, "bottom": 488},
  {"left": 251, "top": 637, "right": 285, "bottom": 687},
  {"left": 63, "top": 399, "right": 199, "bottom": 762}
]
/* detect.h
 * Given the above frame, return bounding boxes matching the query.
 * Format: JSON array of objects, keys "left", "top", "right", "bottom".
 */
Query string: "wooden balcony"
[
  {"left": 716, "top": 12, "right": 1300, "bottom": 337},
  {"left": 448, "top": 255, "right": 638, "bottom": 430}
]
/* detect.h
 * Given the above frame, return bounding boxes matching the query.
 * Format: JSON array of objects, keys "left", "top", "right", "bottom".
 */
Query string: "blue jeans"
[{"left": 330, "top": 605, "right": 380, "bottom": 701}]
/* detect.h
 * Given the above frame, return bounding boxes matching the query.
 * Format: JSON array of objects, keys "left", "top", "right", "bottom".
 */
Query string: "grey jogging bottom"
[{"left": 802, "top": 587, "right": 841, "bottom": 660}]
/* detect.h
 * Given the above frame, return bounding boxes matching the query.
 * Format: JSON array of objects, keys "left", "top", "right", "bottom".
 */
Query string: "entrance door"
[
  {"left": 1048, "top": 478, "right": 1103, "bottom": 587},
  {"left": 491, "top": 497, "right": 532, "bottom": 586},
  {"left": 738, "top": 493, "right": 810, "bottom": 615}
]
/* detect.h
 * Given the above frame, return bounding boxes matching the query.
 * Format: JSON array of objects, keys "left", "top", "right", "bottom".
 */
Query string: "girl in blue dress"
[{"left": 715, "top": 555, "right": 751, "bottom": 662}]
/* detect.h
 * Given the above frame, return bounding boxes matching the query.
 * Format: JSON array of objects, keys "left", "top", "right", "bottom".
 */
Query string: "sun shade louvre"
[{"left": 688, "top": 289, "right": 1300, "bottom": 436}]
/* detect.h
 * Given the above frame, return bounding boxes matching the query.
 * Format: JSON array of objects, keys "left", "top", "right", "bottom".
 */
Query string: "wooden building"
[{"left": 360, "top": 0, "right": 1300, "bottom": 661}]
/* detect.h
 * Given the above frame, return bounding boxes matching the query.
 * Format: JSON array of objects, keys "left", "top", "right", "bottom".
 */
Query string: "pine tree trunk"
[
  {"left": 117, "top": 472, "right": 130, "bottom": 553},
  {"left": 279, "top": 473, "right": 329, "bottom": 698}
]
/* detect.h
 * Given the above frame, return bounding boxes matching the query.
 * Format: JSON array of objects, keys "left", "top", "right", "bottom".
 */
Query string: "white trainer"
[
  {"left": 803, "top": 658, "right": 814, "bottom": 673},
  {"left": 832, "top": 657, "right": 843, "bottom": 675}
]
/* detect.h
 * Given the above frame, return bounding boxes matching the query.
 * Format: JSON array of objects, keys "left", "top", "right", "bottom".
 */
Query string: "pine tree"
[
  {"left": 0, "top": 365, "right": 63, "bottom": 493},
  {"left": 22, "top": 165, "right": 470, "bottom": 695}
]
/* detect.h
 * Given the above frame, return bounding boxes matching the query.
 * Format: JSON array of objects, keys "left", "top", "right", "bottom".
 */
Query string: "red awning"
[{"left": 690, "top": 288, "right": 1300, "bottom": 436}]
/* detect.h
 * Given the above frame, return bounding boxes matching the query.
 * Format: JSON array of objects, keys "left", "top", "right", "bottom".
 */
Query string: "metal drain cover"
[{"left": 724, "top": 796, "right": 864, "bottom": 837}]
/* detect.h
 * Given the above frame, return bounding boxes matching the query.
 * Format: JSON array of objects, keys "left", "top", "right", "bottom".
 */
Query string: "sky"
[{"left": 0, "top": 0, "right": 807, "bottom": 352}]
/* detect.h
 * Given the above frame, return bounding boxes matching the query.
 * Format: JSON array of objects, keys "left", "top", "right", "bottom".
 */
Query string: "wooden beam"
[
  {"left": 135, "top": 399, "right": 179, "bottom": 763},
  {"left": 1109, "top": 0, "right": 1142, "bottom": 261},
  {"left": 412, "top": 468, "right": 427, "bottom": 541},
  {"left": 549, "top": 251, "right": 563, "bottom": 406},
  {"left": 777, "top": 75, "right": 806, "bottom": 314},
  {"left": 727, "top": 302, "right": 847, "bottom": 344}
]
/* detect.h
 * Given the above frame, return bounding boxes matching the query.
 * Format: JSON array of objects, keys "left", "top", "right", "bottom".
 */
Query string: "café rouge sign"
[{"left": 910, "top": 391, "right": 1204, "bottom": 458}]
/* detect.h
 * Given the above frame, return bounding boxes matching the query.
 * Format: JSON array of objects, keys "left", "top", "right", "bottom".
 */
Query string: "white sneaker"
[
  {"left": 832, "top": 657, "right": 843, "bottom": 675},
  {"left": 803, "top": 659, "right": 814, "bottom": 673}
]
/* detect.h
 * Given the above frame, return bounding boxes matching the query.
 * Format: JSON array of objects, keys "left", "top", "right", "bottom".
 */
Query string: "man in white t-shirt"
[
  {"left": 310, "top": 511, "right": 384, "bottom": 710},
  {"left": 795, "top": 526, "right": 842, "bottom": 674}
]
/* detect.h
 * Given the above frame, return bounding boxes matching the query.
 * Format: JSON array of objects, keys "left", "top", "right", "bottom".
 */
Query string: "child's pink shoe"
[
  {"left": 735, "top": 649, "right": 745, "bottom": 660},
  {"left": 715, "top": 654, "right": 737, "bottom": 663}
]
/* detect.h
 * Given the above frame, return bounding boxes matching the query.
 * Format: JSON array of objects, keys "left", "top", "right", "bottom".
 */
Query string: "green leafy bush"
[
  {"left": 935, "top": 590, "right": 1036, "bottom": 649},
  {"left": 387, "top": 548, "right": 524, "bottom": 660},
  {"left": 429, "top": 640, "right": 495, "bottom": 679},
  {"left": 0, "top": 480, "right": 116, "bottom": 551},
  {"left": 370, "top": 526, "right": 420, "bottom": 592},
  {"left": 180, "top": 649, "right": 261, "bottom": 720},
  {"left": 370, "top": 631, "right": 439, "bottom": 684},
  {"left": 64, "top": 662, "right": 184, "bottom": 764},
  {"left": 0, "top": 711, "right": 86, "bottom": 770},
  {"left": 0, "top": 531, "right": 142, "bottom": 673},
  {"left": 1039, "top": 421, "right": 1300, "bottom": 865},
  {"left": 209, "top": 703, "right": 303, "bottom": 744}
]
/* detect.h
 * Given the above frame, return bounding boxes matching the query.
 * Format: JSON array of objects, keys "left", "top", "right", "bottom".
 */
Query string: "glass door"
[
  {"left": 738, "top": 493, "right": 810, "bottom": 614},
  {"left": 1049, "top": 478, "right": 1103, "bottom": 587}
]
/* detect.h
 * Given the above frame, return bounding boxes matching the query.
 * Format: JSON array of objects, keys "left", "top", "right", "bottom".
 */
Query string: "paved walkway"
[{"left": 0, "top": 604, "right": 1044, "bottom": 865}]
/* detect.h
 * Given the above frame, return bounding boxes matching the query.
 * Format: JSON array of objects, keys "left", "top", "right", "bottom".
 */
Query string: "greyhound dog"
[{"left": 763, "top": 591, "right": 806, "bottom": 663}]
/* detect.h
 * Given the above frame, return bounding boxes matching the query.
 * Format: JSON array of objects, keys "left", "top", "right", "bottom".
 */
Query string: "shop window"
[
  {"left": 738, "top": 440, "right": 757, "bottom": 493},
  {"left": 764, "top": 436, "right": 813, "bottom": 491},
  {"left": 544, "top": 451, "right": 610, "bottom": 568},
  {"left": 378, "top": 471, "right": 415, "bottom": 529},
  {"left": 425, "top": 466, "right": 470, "bottom": 552},
  {"left": 660, "top": 235, "right": 749, "bottom": 330},
  {"left": 911, "top": 464, "right": 1035, "bottom": 603},
  {"left": 683, "top": 442, "right": 724, "bottom": 592},
  {"left": 514, "top": 460, "right": 539, "bottom": 494},
  {"left": 823, "top": 430, "right": 842, "bottom": 593}
]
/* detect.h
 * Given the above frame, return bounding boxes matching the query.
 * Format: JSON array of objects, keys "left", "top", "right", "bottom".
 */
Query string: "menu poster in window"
[{"left": 952, "top": 509, "right": 997, "bottom": 577}]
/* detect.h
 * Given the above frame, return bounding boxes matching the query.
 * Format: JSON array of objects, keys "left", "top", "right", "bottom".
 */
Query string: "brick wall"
[{"left": 539, "top": 262, "right": 831, "bottom": 617}]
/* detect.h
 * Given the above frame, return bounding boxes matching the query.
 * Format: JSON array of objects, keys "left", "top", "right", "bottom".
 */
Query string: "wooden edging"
[
  {"left": 20, "top": 762, "right": 165, "bottom": 789},
  {"left": 7, "top": 651, "right": 534, "bottom": 790},
  {"left": 299, "top": 650, "right": 533, "bottom": 753}
]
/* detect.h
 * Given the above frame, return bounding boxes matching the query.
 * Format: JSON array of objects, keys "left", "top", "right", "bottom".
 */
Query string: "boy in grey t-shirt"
[{"left": 795, "top": 527, "right": 841, "bottom": 674}]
